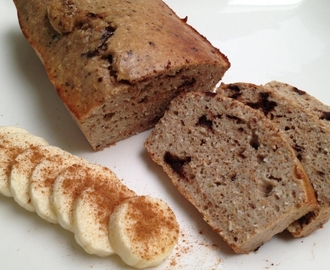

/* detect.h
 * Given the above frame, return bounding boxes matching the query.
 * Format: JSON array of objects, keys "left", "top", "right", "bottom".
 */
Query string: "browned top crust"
[{"left": 14, "top": 0, "right": 230, "bottom": 119}]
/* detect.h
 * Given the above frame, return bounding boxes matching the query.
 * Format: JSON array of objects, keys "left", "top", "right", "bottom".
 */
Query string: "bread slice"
[
  {"left": 13, "top": 0, "right": 230, "bottom": 151},
  {"left": 144, "top": 92, "right": 316, "bottom": 253},
  {"left": 265, "top": 81, "right": 330, "bottom": 129},
  {"left": 217, "top": 82, "right": 330, "bottom": 237}
]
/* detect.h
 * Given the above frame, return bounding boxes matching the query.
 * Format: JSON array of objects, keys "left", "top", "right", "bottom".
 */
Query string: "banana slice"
[
  {"left": 73, "top": 179, "right": 136, "bottom": 257},
  {"left": 0, "top": 132, "right": 48, "bottom": 197},
  {"left": 108, "top": 196, "right": 180, "bottom": 269},
  {"left": 10, "top": 145, "right": 63, "bottom": 212},
  {"left": 29, "top": 148, "right": 83, "bottom": 223},
  {"left": 0, "top": 126, "right": 29, "bottom": 135},
  {"left": 52, "top": 163, "right": 120, "bottom": 232}
]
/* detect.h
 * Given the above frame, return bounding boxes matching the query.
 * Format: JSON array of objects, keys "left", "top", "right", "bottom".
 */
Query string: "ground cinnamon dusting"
[
  {"left": 86, "top": 180, "right": 135, "bottom": 231},
  {"left": 40, "top": 159, "right": 61, "bottom": 188},
  {"left": 29, "top": 146, "right": 47, "bottom": 164},
  {"left": 3, "top": 146, "right": 22, "bottom": 177},
  {"left": 166, "top": 229, "right": 222, "bottom": 269},
  {"left": 12, "top": 146, "right": 48, "bottom": 185},
  {"left": 128, "top": 196, "right": 160, "bottom": 243},
  {"left": 126, "top": 196, "right": 179, "bottom": 258},
  {"left": 61, "top": 165, "right": 91, "bottom": 198}
]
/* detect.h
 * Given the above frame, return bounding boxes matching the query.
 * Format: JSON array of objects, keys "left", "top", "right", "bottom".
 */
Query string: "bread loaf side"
[{"left": 13, "top": 0, "right": 230, "bottom": 150}]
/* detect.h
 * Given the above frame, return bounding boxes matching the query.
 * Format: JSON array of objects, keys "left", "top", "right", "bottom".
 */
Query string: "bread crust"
[
  {"left": 265, "top": 81, "right": 330, "bottom": 130},
  {"left": 13, "top": 0, "right": 230, "bottom": 150}
]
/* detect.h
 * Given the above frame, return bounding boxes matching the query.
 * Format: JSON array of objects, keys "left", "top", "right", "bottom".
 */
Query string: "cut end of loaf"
[{"left": 79, "top": 63, "right": 227, "bottom": 151}]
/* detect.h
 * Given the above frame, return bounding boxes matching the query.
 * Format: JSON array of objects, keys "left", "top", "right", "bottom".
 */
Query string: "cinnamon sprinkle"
[{"left": 125, "top": 196, "right": 179, "bottom": 260}]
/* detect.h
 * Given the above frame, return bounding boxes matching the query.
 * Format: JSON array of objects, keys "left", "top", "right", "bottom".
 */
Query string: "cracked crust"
[{"left": 13, "top": 0, "right": 230, "bottom": 150}]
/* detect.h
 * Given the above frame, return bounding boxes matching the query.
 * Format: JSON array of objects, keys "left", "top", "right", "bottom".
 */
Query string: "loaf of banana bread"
[{"left": 13, "top": 0, "right": 230, "bottom": 150}]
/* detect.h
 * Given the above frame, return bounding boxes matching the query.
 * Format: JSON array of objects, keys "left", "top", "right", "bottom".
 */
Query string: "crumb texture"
[
  {"left": 217, "top": 82, "right": 330, "bottom": 237},
  {"left": 145, "top": 92, "right": 316, "bottom": 253}
]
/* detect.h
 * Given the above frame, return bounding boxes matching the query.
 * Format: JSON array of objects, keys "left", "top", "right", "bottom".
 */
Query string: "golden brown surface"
[{"left": 14, "top": 0, "right": 230, "bottom": 150}]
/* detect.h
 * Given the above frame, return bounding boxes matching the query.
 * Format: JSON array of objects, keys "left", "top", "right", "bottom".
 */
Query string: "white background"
[{"left": 1, "top": 0, "right": 330, "bottom": 269}]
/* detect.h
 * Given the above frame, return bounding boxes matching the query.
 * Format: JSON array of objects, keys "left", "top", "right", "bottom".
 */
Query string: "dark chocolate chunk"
[
  {"left": 82, "top": 26, "right": 116, "bottom": 58},
  {"left": 249, "top": 133, "right": 260, "bottom": 150},
  {"left": 227, "top": 84, "right": 241, "bottom": 93},
  {"left": 297, "top": 211, "right": 317, "bottom": 227},
  {"left": 292, "top": 144, "right": 305, "bottom": 161},
  {"left": 205, "top": 92, "right": 217, "bottom": 98},
  {"left": 164, "top": 152, "right": 191, "bottom": 177},
  {"left": 101, "top": 26, "right": 115, "bottom": 44},
  {"left": 197, "top": 115, "right": 213, "bottom": 130},
  {"left": 320, "top": 111, "right": 330, "bottom": 121},
  {"left": 247, "top": 92, "right": 277, "bottom": 116},
  {"left": 268, "top": 175, "right": 282, "bottom": 182},
  {"left": 223, "top": 84, "right": 242, "bottom": 99},
  {"left": 292, "top": 87, "right": 306, "bottom": 95}
]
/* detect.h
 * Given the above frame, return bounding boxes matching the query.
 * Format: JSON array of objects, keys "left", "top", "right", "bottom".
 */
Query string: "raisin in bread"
[
  {"left": 144, "top": 92, "right": 316, "bottom": 253},
  {"left": 13, "top": 0, "right": 230, "bottom": 151},
  {"left": 265, "top": 81, "right": 330, "bottom": 129},
  {"left": 217, "top": 82, "right": 330, "bottom": 237}
]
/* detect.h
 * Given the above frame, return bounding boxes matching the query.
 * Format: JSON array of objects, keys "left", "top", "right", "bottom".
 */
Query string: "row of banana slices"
[{"left": 0, "top": 126, "right": 179, "bottom": 269}]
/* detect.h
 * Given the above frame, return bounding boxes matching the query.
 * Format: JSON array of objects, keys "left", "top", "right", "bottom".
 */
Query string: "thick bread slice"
[
  {"left": 109, "top": 196, "right": 179, "bottom": 269},
  {"left": 0, "top": 132, "right": 48, "bottom": 197},
  {"left": 10, "top": 145, "right": 63, "bottom": 212},
  {"left": 52, "top": 163, "right": 126, "bottom": 232},
  {"left": 30, "top": 148, "right": 84, "bottom": 223},
  {"left": 265, "top": 81, "right": 330, "bottom": 129},
  {"left": 217, "top": 82, "right": 330, "bottom": 237},
  {"left": 13, "top": 0, "right": 230, "bottom": 151},
  {"left": 144, "top": 92, "right": 317, "bottom": 253},
  {"left": 73, "top": 180, "right": 136, "bottom": 256}
]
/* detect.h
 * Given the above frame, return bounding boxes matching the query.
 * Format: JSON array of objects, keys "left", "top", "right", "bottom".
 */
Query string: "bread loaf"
[
  {"left": 217, "top": 82, "right": 330, "bottom": 237},
  {"left": 144, "top": 92, "right": 317, "bottom": 253},
  {"left": 13, "top": 0, "right": 230, "bottom": 151}
]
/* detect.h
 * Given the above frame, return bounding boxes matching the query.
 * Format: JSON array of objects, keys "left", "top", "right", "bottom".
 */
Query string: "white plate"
[{"left": 1, "top": 0, "right": 329, "bottom": 269}]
